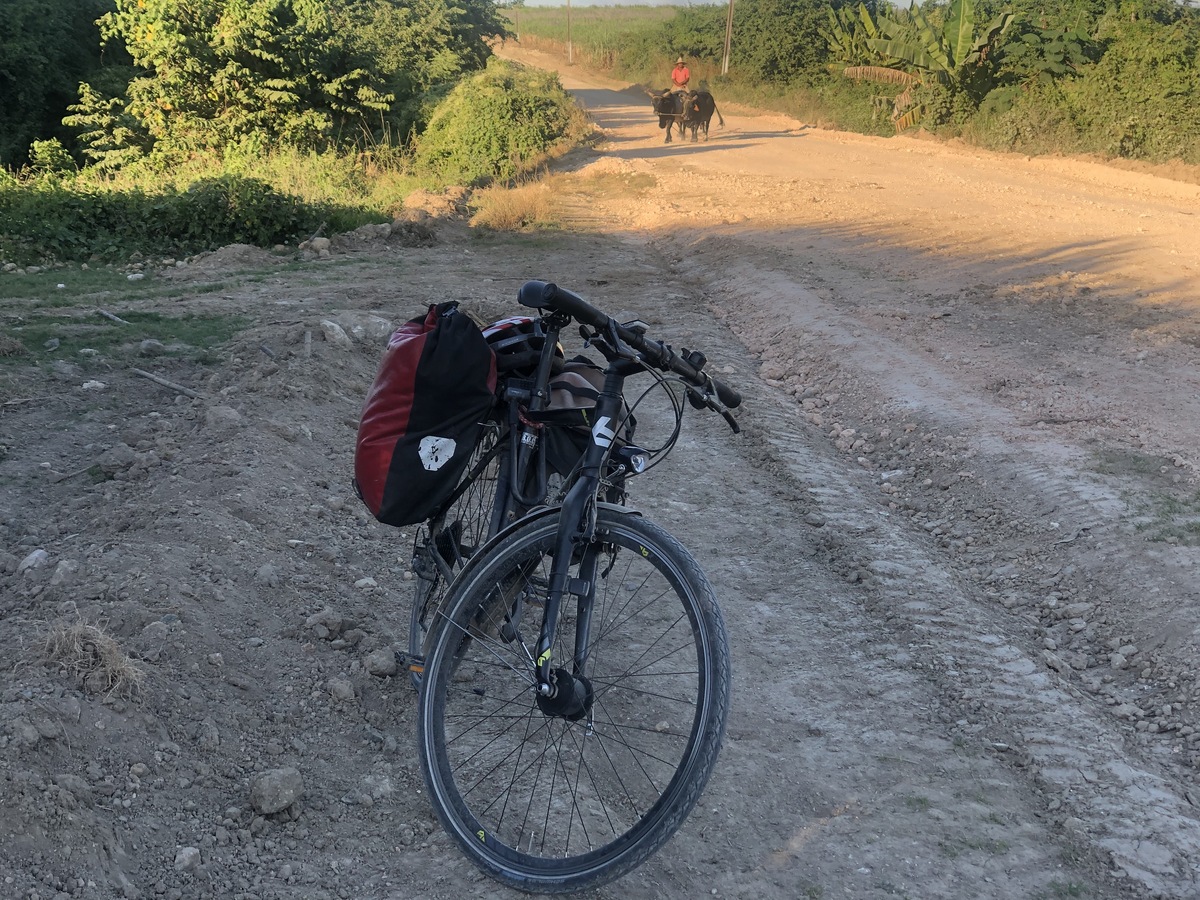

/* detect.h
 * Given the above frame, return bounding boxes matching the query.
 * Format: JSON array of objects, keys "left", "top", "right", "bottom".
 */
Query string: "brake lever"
[
  {"left": 685, "top": 384, "right": 741, "bottom": 433},
  {"left": 605, "top": 319, "right": 641, "bottom": 362}
]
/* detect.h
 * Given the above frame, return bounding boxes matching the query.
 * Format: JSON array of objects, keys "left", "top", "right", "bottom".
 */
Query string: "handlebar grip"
[{"left": 517, "top": 280, "right": 607, "bottom": 329}]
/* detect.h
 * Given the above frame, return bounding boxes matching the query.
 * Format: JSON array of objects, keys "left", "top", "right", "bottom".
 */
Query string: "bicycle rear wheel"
[
  {"left": 409, "top": 424, "right": 505, "bottom": 685},
  {"left": 417, "top": 509, "right": 731, "bottom": 894}
]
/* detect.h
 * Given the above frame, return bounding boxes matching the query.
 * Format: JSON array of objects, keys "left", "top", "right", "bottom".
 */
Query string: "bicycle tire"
[
  {"left": 417, "top": 508, "right": 730, "bottom": 894},
  {"left": 409, "top": 424, "right": 506, "bottom": 687}
]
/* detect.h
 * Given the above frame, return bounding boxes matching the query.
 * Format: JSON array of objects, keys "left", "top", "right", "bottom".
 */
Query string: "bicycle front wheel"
[{"left": 417, "top": 509, "right": 731, "bottom": 894}]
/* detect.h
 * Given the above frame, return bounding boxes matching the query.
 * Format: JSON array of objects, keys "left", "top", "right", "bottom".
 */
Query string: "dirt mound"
[{"left": 189, "top": 242, "right": 285, "bottom": 270}]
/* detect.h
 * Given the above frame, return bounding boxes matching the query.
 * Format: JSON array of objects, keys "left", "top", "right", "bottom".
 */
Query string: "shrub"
[
  {"left": 965, "top": 80, "right": 1082, "bottom": 155},
  {"left": 412, "top": 59, "right": 586, "bottom": 185},
  {"left": 174, "top": 176, "right": 312, "bottom": 249},
  {"left": 0, "top": 173, "right": 372, "bottom": 264},
  {"left": 28, "top": 139, "right": 77, "bottom": 176},
  {"left": 1062, "top": 16, "right": 1200, "bottom": 164}
]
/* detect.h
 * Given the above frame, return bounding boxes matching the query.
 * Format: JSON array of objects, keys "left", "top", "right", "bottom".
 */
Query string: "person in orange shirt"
[{"left": 671, "top": 56, "right": 690, "bottom": 94}]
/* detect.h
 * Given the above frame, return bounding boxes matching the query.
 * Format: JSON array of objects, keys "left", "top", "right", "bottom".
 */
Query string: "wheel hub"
[{"left": 536, "top": 668, "right": 594, "bottom": 721}]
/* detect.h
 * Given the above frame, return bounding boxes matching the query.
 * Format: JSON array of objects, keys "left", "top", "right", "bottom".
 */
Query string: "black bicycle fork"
[{"left": 532, "top": 359, "right": 639, "bottom": 721}]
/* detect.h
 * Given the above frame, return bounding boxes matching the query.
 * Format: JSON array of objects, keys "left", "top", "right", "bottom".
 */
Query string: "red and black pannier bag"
[{"left": 354, "top": 302, "right": 497, "bottom": 527}]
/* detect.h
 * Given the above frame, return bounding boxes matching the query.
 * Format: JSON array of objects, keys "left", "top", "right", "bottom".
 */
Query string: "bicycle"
[
  {"left": 413, "top": 280, "right": 742, "bottom": 893},
  {"left": 406, "top": 315, "right": 635, "bottom": 686}
]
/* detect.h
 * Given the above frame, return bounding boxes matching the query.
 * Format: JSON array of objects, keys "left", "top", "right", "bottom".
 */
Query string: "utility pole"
[
  {"left": 722, "top": 0, "right": 734, "bottom": 75},
  {"left": 567, "top": 0, "right": 573, "bottom": 65}
]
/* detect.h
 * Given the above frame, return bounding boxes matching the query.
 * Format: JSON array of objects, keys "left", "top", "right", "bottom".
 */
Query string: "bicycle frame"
[{"left": 492, "top": 313, "right": 566, "bottom": 531}]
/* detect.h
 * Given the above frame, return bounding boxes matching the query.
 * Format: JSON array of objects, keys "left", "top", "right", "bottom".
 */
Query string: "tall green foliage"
[
  {"left": 349, "top": 0, "right": 511, "bottom": 137},
  {"left": 728, "top": 0, "right": 842, "bottom": 84},
  {"left": 830, "top": 0, "right": 1013, "bottom": 129},
  {"left": 1063, "top": 13, "right": 1200, "bottom": 161},
  {"left": 63, "top": 0, "right": 509, "bottom": 169},
  {"left": 863, "top": 0, "right": 1013, "bottom": 88},
  {"left": 661, "top": 5, "right": 728, "bottom": 67},
  {"left": 0, "top": 0, "right": 113, "bottom": 168},
  {"left": 68, "top": 0, "right": 394, "bottom": 164},
  {"left": 821, "top": 3, "right": 893, "bottom": 68}
]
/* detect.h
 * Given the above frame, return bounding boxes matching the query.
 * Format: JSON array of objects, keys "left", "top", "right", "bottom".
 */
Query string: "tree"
[
  {"left": 729, "top": 0, "right": 841, "bottom": 83},
  {"left": 832, "top": 0, "right": 1013, "bottom": 129},
  {"left": 821, "top": 3, "right": 892, "bottom": 69},
  {"left": 82, "top": 0, "right": 393, "bottom": 160},
  {"left": 65, "top": 0, "right": 509, "bottom": 168},
  {"left": 0, "top": 0, "right": 113, "bottom": 168},
  {"left": 346, "top": 0, "right": 511, "bottom": 136}
]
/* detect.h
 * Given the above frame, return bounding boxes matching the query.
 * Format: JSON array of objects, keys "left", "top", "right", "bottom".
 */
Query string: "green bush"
[
  {"left": 28, "top": 140, "right": 78, "bottom": 176},
  {"left": 1062, "top": 16, "right": 1200, "bottom": 163},
  {"left": 0, "top": 173, "right": 373, "bottom": 264},
  {"left": 965, "top": 80, "right": 1082, "bottom": 154},
  {"left": 412, "top": 58, "right": 585, "bottom": 185}
]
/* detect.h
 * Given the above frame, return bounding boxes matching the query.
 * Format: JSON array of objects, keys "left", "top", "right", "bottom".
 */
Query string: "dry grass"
[
  {"left": 469, "top": 181, "right": 558, "bottom": 231},
  {"left": 44, "top": 620, "right": 145, "bottom": 696}
]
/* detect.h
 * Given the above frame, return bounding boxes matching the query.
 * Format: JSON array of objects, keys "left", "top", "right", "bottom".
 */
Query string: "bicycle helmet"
[{"left": 483, "top": 316, "right": 563, "bottom": 374}]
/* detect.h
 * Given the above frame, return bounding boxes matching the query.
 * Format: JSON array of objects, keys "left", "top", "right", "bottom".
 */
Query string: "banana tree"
[
  {"left": 837, "top": 0, "right": 1013, "bottom": 131},
  {"left": 820, "top": 3, "right": 888, "bottom": 68}
]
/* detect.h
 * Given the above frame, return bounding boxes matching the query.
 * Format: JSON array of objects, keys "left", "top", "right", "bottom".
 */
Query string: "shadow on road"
[{"left": 606, "top": 137, "right": 804, "bottom": 161}]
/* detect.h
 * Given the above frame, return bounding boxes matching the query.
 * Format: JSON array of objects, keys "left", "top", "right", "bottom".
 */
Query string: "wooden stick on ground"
[
  {"left": 98, "top": 309, "right": 130, "bottom": 325},
  {"left": 129, "top": 368, "right": 202, "bottom": 399},
  {"left": 50, "top": 465, "right": 97, "bottom": 484},
  {"left": 2, "top": 396, "right": 50, "bottom": 407}
]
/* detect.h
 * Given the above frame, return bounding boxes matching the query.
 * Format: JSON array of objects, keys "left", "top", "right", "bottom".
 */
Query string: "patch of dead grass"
[
  {"left": 469, "top": 182, "right": 557, "bottom": 231},
  {"left": 44, "top": 620, "right": 145, "bottom": 696}
]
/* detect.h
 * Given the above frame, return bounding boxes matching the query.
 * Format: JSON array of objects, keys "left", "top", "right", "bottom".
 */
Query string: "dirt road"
[{"left": 2, "top": 46, "right": 1199, "bottom": 900}]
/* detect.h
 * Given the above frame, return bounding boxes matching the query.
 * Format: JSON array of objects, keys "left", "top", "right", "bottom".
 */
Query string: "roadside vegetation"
[
  {"left": 3, "top": 0, "right": 1196, "bottom": 269},
  {"left": 0, "top": 0, "right": 586, "bottom": 267},
  {"left": 508, "top": 0, "right": 1200, "bottom": 165}
]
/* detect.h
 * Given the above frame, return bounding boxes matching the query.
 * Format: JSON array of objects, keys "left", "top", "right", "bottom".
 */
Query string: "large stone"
[
  {"left": 250, "top": 767, "right": 304, "bottom": 814},
  {"left": 204, "top": 406, "right": 242, "bottom": 430},
  {"left": 320, "top": 320, "right": 354, "bottom": 350},
  {"left": 364, "top": 648, "right": 398, "bottom": 677},
  {"left": 17, "top": 549, "right": 49, "bottom": 574}
]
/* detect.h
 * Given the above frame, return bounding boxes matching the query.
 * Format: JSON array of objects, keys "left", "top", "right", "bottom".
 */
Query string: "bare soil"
[{"left": 3, "top": 45, "right": 1200, "bottom": 900}]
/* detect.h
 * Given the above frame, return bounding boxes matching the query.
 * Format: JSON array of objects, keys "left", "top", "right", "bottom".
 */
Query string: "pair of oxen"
[{"left": 647, "top": 89, "right": 725, "bottom": 144}]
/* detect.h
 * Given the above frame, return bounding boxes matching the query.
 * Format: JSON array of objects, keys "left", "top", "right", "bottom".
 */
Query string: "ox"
[
  {"left": 648, "top": 89, "right": 683, "bottom": 143},
  {"left": 680, "top": 90, "right": 724, "bottom": 143}
]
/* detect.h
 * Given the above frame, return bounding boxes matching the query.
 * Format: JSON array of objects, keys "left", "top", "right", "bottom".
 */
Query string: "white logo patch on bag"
[{"left": 419, "top": 436, "right": 456, "bottom": 471}]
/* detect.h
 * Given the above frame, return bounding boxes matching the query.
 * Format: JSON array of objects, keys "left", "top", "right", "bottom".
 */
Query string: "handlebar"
[{"left": 517, "top": 280, "right": 743, "bottom": 423}]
